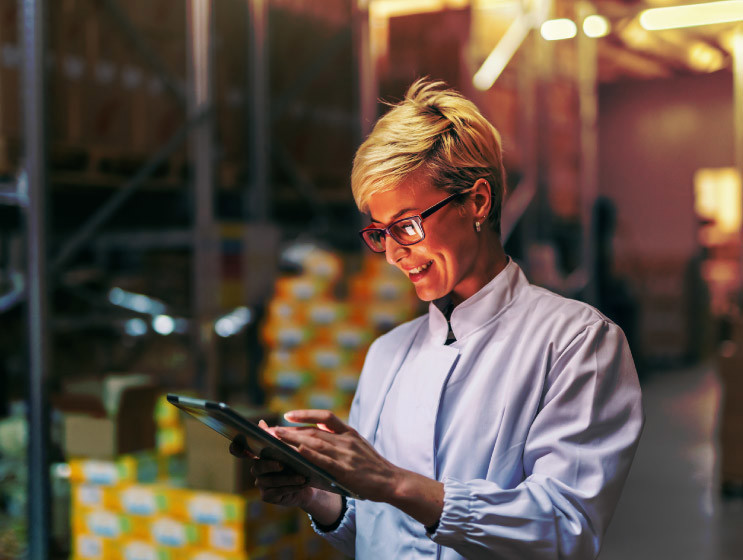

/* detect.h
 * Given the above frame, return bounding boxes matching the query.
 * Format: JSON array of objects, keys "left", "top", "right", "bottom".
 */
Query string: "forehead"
[{"left": 367, "top": 174, "right": 441, "bottom": 222}]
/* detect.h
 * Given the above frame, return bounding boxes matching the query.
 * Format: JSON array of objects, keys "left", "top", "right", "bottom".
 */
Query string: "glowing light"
[
  {"left": 108, "top": 287, "right": 125, "bottom": 305},
  {"left": 369, "top": 0, "right": 468, "bottom": 19},
  {"left": 54, "top": 463, "right": 72, "bottom": 479},
  {"left": 687, "top": 41, "right": 725, "bottom": 72},
  {"left": 215, "top": 307, "right": 252, "bottom": 337},
  {"left": 583, "top": 15, "right": 610, "bottom": 38},
  {"left": 473, "top": 14, "right": 531, "bottom": 90},
  {"left": 694, "top": 168, "right": 742, "bottom": 240},
  {"left": 152, "top": 315, "right": 175, "bottom": 335},
  {"left": 540, "top": 18, "right": 577, "bottom": 41},
  {"left": 124, "top": 318, "right": 148, "bottom": 337},
  {"left": 107, "top": 287, "right": 167, "bottom": 315},
  {"left": 639, "top": 1, "right": 743, "bottom": 31}
]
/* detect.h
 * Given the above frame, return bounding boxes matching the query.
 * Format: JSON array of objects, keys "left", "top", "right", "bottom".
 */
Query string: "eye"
[{"left": 403, "top": 224, "right": 416, "bottom": 236}]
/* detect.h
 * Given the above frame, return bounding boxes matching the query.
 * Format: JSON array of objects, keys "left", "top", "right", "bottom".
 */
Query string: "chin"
[{"left": 413, "top": 285, "right": 444, "bottom": 302}]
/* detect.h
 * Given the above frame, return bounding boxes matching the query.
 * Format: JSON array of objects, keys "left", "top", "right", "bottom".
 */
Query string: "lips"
[{"left": 407, "top": 260, "right": 433, "bottom": 282}]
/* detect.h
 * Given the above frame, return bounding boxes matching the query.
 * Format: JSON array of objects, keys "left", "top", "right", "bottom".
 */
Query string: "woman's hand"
[
  {"left": 274, "top": 410, "right": 403, "bottom": 503},
  {"left": 230, "top": 420, "right": 344, "bottom": 525},
  {"left": 229, "top": 420, "right": 313, "bottom": 508}
]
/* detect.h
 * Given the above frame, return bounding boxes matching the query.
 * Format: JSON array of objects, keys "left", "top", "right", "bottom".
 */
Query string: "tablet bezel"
[{"left": 167, "top": 393, "right": 360, "bottom": 499}]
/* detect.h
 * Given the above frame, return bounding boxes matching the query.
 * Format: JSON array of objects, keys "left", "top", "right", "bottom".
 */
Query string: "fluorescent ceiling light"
[
  {"left": 473, "top": 14, "right": 531, "bottom": 90},
  {"left": 541, "top": 18, "right": 577, "bottom": 41},
  {"left": 369, "top": 0, "right": 468, "bottom": 19},
  {"left": 583, "top": 14, "right": 610, "bottom": 38},
  {"left": 639, "top": 1, "right": 743, "bottom": 31}
]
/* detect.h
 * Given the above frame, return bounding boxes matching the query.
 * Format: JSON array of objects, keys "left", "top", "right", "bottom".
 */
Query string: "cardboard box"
[
  {"left": 60, "top": 380, "right": 160, "bottom": 460},
  {"left": 183, "top": 417, "right": 253, "bottom": 495}
]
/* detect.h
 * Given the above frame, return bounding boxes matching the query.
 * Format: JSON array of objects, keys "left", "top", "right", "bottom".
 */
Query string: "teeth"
[{"left": 409, "top": 261, "right": 432, "bottom": 274}]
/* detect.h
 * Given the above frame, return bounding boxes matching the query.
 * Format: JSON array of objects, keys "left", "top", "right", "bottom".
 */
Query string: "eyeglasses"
[{"left": 359, "top": 192, "right": 462, "bottom": 253}]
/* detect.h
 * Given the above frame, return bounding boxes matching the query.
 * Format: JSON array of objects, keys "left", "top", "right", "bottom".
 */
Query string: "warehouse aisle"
[{"left": 599, "top": 362, "right": 743, "bottom": 560}]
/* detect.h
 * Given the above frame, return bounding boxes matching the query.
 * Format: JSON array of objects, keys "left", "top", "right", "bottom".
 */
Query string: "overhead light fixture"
[
  {"left": 215, "top": 307, "right": 253, "bottom": 338},
  {"left": 368, "top": 0, "right": 468, "bottom": 19},
  {"left": 583, "top": 14, "right": 610, "bottom": 38},
  {"left": 152, "top": 315, "right": 176, "bottom": 335},
  {"left": 639, "top": 1, "right": 743, "bottom": 31},
  {"left": 108, "top": 287, "right": 167, "bottom": 316},
  {"left": 540, "top": 18, "right": 577, "bottom": 41},
  {"left": 473, "top": 14, "right": 531, "bottom": 90},
  {"left": 687, "top": 41, "right": 725, "bottom": 72}
]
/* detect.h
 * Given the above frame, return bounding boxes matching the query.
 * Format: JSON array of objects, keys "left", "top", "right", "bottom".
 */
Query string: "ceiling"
[{"left": 468, "top": 0, "right": 742, "bottom": 82}]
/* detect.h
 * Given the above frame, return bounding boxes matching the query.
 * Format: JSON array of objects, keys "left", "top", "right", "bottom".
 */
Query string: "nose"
[{"left": 385, "top": 236, "right": 408, "bottom": 265}]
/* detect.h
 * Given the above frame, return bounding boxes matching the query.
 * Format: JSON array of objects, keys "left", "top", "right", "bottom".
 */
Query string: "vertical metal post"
[
  {"left": 247, "top": 0, "right": 269, "bottom": 221},
  {"left": 577, "top": 1, "right": 599, "bottom": 304},
  {"left": 187, "top": 0, "right": 218, "bottom": 398},
  {"left": 21, "top": 0, "right": 50, "bottom": 558},
  {"left": 355, "top": 1, "right": 377, "bottom": 139},
  {"left": 734, "top": 25, "right": 743, "bottom": 308},
  {"left": 516, "top": 26, "right": 538, "bottom": 249}
]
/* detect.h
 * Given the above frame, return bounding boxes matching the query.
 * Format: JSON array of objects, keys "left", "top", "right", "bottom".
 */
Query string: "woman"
[{"left": 239, "top": 80, "right": 644, "bottom": 559}]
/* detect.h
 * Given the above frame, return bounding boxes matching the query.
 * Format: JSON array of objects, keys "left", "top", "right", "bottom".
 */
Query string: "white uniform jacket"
[{"left": 314, "top": 260, "right": 644, "bottom": 559}]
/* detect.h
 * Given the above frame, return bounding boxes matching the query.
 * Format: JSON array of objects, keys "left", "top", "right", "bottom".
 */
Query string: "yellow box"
[
  {"left": 155, "top": 393, "right": 183, "bottom": 428},
  {"left": 157, "top": 425, "right": 186, "bottom": 456},
  {"left": 72, "top": 509, "right": 148, "bottom": 541},
  {"left": 69, "top": 458, "right": 138, "bottom": 486},
  {"left": 116, "top": 484, "right": 172, "bottom": 517},
  {"left": 149, "top": 516, "right": 201, "bottom": 549},
  {"left": 200, "top": 524, "right": 245, "bottom": 554},
  {"left": 185, "top": 551, "right": 249, "bottom": 560},
  {"left": 260, "top": 320, "right": 314, "bottom": 348},
  {"left": 72, "top": 534, "right": 116, "bottom": 560},
  {"left": 170, "top": 489, "right": 246, "bottom": 525},
  {"left": 274, "top": 277, "right": 332, "bottom": 301}
]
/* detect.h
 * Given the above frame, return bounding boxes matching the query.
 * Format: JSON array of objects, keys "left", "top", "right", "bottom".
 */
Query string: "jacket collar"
[{"left": 428, "top": 258, "right": 525, "bottom": 344}]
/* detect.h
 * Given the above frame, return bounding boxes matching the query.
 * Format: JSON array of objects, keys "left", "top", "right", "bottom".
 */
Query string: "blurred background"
[{"left": 0, "top": 0, "right": 742, "bottom": 558}]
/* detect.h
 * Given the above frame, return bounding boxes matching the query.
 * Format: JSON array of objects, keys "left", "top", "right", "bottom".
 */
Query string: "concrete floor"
[{"left": 599, "top": 362, "right": 743, "bottom": 560}]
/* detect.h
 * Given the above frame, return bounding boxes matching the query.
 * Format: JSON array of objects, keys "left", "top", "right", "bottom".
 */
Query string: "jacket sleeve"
[{"left": 429, "top": 320, "right": 644, "bottom": 559}]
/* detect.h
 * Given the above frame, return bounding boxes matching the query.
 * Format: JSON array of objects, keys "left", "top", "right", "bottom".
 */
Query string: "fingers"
[
  {"left": 284, "top": 410, "right": 349, "bottom": 434},
  {"left": 272, "top": 428, "right": 339, "bottom": 472},
  {"left": 254, "top": 471, "right": 308, "bottom": 490},
  {"left": 229, "top": 438, "right": 257, "bottom": 459}
]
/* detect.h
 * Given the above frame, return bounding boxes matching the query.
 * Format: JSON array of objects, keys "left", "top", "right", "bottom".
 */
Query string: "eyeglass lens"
[{"left": 362, "top": 217, "right": 425, "bottom": 252}]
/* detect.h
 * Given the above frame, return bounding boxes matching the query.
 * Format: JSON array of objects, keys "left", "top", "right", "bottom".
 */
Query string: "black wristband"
[{"left": 313, "top": 494, "right": 348, "bottom": 533}]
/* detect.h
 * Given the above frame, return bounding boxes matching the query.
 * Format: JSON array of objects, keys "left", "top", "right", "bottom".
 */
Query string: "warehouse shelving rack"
[{"left": 0, "top": 1, "right": 369, "bottom": 558}]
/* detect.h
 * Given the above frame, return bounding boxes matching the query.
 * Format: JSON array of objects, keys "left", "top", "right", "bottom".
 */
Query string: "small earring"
[{"left": 475, "top": 221, "right": 481, "bottom": 233}]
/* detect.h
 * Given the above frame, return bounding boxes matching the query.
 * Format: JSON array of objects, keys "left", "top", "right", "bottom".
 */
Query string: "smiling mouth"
[{"left": 408, "top": 260, "right": 433, "bottom": 275}]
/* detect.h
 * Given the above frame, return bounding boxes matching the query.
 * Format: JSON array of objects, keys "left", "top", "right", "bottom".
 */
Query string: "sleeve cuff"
[
  {"left": 311, "top": 495, "right": 347, "bottom": 533},
  {"left": 309, "top": 497, "right": 354, "bottom": 537},
  {"left": 427, "top": 477, "right": 472, "bottom": 545}
]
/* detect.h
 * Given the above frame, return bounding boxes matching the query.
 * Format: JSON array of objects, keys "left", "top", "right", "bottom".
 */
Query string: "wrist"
[{"left": 387, "top": 468, "right": 444, "bottom": 529}]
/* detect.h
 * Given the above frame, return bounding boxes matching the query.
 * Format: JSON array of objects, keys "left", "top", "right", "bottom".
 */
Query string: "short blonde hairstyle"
[{"left": 352, "top": 79, "right": 506, "bottom": 235}]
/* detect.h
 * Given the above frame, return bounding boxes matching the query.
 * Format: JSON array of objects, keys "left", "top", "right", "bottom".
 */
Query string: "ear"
[{"left": 470, "top": 178, "right": 492, "bottom": 222}]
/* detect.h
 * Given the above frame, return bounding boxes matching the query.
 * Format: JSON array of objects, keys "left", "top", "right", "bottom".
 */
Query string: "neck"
[{"left": 450, "top": 235, "right": 508, "bottom": 306}]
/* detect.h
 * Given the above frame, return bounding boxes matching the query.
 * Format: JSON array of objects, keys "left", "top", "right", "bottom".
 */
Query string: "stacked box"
[
  {"left": 70, "top": 480, "right": 311, "bottom": 560},
  {"left": 260, "top": 248, "right": 421, "bottom": 420}
]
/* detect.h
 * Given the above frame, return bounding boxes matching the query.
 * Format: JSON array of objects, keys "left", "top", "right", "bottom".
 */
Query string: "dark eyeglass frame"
[{"left": 359, "top": 191, "right": 462, "bottom": 253}]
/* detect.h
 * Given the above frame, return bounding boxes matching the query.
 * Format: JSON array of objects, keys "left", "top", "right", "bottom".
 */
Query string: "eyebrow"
[{"left": 369, "top": 207, "right": 417, "bottom": 225}]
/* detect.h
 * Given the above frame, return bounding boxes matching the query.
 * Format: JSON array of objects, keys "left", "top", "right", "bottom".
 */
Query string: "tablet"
[{"left": 167, "top": 394, "right": 360, "bottom": 499}]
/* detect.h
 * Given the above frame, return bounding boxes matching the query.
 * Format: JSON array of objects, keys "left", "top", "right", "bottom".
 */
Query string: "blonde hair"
[{"left": 351, "top": 79, "right": 506, "bottom": 234}]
